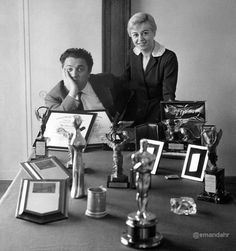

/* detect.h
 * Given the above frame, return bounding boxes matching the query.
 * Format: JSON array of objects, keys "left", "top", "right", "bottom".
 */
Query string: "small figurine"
[
  {"left": 105, "top": 120, "right": 131, "bottom": 188},
  {"left": 131, "top": 139, "right": 156, "bottom": 220},
  {"left": 34, "top": 106, "right": 50, "bottom": 158},
  {"left": 201, "top": 126, "right": 222, "bottom": 171},
  {"left": 35, "top": 106, "right": 49, "bottom": 140},
  {"left": 69, "top": 115, "right": 86, "bottom": 199}
]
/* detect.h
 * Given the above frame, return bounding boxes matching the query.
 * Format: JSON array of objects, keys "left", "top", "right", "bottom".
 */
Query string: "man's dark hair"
[{"left": 60, "top": 48, "right": 94, "bottom": 72}]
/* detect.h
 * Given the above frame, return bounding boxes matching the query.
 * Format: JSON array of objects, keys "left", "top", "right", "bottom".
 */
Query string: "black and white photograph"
[{"left": 0, "top": 0, "right": 236, "bottom": 250}]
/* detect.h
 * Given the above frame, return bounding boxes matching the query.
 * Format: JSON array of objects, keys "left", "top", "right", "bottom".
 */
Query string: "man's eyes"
[
  {"left": 67, "top": 67, "right": 85, "bottom": 72},
  {"left": 67, "top": 68, "right": 73, "bottom": 72}
]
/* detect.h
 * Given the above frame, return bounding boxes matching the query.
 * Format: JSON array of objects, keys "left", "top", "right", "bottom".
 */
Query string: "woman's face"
[{"left": 130, "top": 22, "right": 155, "bottom": 54}]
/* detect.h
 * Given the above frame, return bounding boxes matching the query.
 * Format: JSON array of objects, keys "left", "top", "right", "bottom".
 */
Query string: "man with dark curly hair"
[{"left": 45, "top": 48, "right": 129, "bottom": 120}]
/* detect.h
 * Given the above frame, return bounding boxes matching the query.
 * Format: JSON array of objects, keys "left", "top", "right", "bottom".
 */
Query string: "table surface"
[{"left": 0, "top": 150, "right": 236, "bottom": 251}]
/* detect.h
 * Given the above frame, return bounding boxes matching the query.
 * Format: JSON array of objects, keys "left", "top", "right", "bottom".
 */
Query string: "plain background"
[{"left": 0, "top": 0, "right": 236, "bottom": 179}]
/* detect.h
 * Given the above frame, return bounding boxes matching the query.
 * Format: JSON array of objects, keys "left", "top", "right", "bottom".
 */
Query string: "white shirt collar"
[
  {"left": 81, "top": 81, "right": 92, "bottom": 95},
  {"left": 133, "top": 41, "right": 166, "bottom": 57}
]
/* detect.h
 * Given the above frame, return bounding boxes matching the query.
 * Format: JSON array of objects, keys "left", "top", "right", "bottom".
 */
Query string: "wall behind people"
[
  {"left": 0, "top": 0, "right": 102, "bottom": 179},
  {"left": 131, "top": 0, "right": 236, "bottom": 175},
  {"left": 0, "top": 0, "right": 28, "bottom": 179}
]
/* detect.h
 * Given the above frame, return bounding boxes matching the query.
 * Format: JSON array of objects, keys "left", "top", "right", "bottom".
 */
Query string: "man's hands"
[{"left": 63, "top": 69, "right": 79, "bottom": 98}]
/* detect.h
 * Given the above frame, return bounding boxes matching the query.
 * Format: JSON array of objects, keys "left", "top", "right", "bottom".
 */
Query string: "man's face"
[
  {"left": 130, "top": 22, "right": 155, "bottom": 53},
  {"left": 63, "top": 57, "right": 90, "bottom": 90}
]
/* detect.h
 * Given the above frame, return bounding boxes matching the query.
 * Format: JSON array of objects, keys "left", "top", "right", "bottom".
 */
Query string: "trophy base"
[
  {"left": 121, "top": 212, "right": 163, "bottom": 249},
  {"left": 198, "top": 168, "right": 230, "bottom": 203},
  {"left": 107, "top": 174, "right": 129, "bottom": 188},
  {"left": 197, "top": 191, "right": 230, "bottom": 204}
]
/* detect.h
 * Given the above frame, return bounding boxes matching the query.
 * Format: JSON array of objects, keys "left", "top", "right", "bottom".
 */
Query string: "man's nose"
[{"left": 71, "top": 69, "right": 79, "bottom": 77}]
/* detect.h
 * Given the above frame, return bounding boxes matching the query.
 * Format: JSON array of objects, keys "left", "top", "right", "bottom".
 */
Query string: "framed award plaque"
[
  {"left": 20, "top": 156, "right": 71, "bottom": 181},
  {"left": 16, "top": 179, "right": 69, "bottom": 224},
  {"left": 39, "top": 111, "right": 96, "bottom": 150},
  {"left": 159, "top": 101, "right": 206, "bottom": 158},
  {"left": 86, "top": 110, "right": 113, "bottom": 147}
]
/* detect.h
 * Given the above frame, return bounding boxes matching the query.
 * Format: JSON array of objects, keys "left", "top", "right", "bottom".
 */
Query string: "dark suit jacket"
[
  {"left": 121, "top": 48, "right": 178, "bottom": 125},
  {"left": 45, "top": 73, "right": 130, "bottom": 120}
]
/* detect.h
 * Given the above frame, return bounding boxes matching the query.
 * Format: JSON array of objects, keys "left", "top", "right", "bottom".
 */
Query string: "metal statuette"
[{"left": 121, "top": 139, "right": 163, "bottom": 249}]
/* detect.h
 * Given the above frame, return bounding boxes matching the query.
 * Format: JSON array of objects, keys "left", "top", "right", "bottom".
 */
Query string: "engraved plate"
[
  {"left": 168, "top": 143, "right": 184, "bottom": 150},
  {"left": 35, "top": 140, "right": 46, "bottom": 156},
  {"left": 205, "top": 174, "right": 216, "bottom": 193}
]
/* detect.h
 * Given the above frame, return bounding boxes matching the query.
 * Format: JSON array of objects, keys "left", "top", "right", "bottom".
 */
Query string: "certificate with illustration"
[
  {"left": 87, "top": 110, "right": 113, "bottom": 147},
  {"left": 42, "top": 111, "right": 96, "bottom": 149}
]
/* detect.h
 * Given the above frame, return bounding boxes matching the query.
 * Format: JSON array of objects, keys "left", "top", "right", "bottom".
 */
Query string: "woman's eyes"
[
  {"left": 131, "top": 31, "right": 150, "bottom": 38},
  {"left": 143, "top": 31, "right": 150, "bottom": 36}
]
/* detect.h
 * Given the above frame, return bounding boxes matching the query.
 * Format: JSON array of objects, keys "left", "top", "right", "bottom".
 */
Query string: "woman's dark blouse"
[{"left": 121, "top": 48, "right": 178, "bottom": 124}]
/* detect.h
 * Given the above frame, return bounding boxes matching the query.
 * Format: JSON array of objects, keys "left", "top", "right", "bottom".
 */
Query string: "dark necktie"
[{"left": 78, "top": 91, "right": 84, "bottom": 110}]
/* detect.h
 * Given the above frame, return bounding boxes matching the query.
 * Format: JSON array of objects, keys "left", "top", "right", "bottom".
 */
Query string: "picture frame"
[
  {"left": 15, "top": 179, "right": 69, "bottom": 224},
  {"left": 86, "top": 110, "right": 113, "bottom": 147},
  {"left": 41, "top": 111, "right": 96, "bottom": 150},
  {"left": 20, "top": 156, "right": 71, "bottom": 180},
  {"left": 181, "top": 144, "right": 208, "bottom": 181},
  {"left": 146, "top": 139, "right": 165, "bottom": 175}
]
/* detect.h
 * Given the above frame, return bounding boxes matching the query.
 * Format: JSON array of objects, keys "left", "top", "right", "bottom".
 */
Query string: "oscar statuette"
[
  {"left": 121, "top": 139, "right": 163, "bottom": 248},
  {"left": 35, "top": 106, "right": 49, "bottom": 158},
  {"left": 197, "top": 125, "right": 229, "bottom": 203}
]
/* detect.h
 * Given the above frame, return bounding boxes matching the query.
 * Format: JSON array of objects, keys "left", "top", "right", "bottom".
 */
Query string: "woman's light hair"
[{"left": 127, "top": 12, "right": 157, "bottom": 36}]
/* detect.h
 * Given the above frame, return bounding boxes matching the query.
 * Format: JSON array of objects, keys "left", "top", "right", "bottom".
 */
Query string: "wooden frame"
[{"left": 181, "top": 144, "right": 208, "bottom": 181}]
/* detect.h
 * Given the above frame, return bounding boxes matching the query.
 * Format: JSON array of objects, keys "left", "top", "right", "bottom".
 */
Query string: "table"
[{"left": 0, "top": 150, "right": 236, "bottom": 251}]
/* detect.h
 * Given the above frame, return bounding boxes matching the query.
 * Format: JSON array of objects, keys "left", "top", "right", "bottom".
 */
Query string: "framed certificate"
[
  {"left": 86, "top": 110, "right": 113, "bottom": 147},
  {"left": 41, "top": 111, "right": 96, "bottom": 149},
  {"left": 15, "top": 179, "right": 69, "bottom": 224},
  {"left": 20, "top": 156, "right": 71, "bottom": 180},
  {"left": 181, "top": 144, "right": 208, "bottom": 181},
  {"left": 146, "top": 139, "right": 165, "bottom": 175}
]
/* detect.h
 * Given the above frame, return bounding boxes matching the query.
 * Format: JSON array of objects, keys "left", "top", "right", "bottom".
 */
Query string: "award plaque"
[
  {"left": 35, "top": 106, "right": 50, "bottom": 158},
  {"left": 159, "top": 101, "right": 206, "bottom": 156},
  {"left": 121, "top": 139, "right": 163, "bottom": 248},
  {"left": 16, "top": 179, "right": 69, "bottom": 224},
  {"left": 197, "top": 125, "right": 229, "bottom": 203}
]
